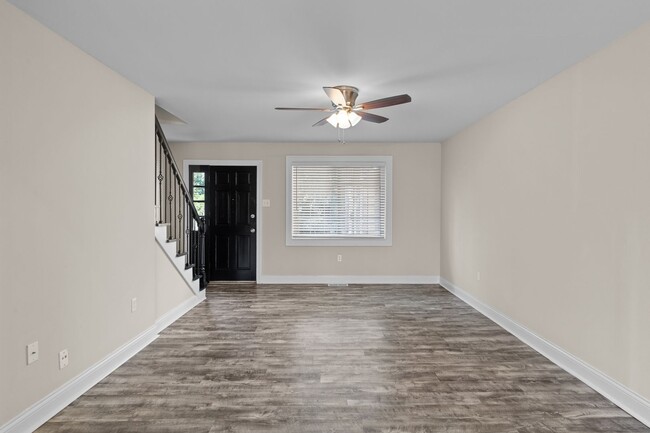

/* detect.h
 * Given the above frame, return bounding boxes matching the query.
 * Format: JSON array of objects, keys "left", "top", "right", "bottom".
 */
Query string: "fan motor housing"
[{"left": 334, "top": 85, "right": 359, "bottom": 107}]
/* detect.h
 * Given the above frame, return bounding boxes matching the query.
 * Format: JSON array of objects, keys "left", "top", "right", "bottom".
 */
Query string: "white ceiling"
[{"left": 10, "top": 0, "right": 650, "bottom": 143}]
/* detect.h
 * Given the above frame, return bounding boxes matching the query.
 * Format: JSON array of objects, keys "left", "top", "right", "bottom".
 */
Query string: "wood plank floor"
[{"left": 37, "top": 284, "right": 648, "bottom": 432}]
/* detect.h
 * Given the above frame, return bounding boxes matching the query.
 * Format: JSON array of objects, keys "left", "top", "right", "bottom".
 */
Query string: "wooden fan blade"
[
  {"left": 358, "top": 94, "right": 411, "bottom": 110},
  {"left": 312, "top": 116, "right": 331, "bottom": 127},
  {"left": 357, "top": 111, "right": 389, "bottom": 123},
  {"left": 323, "top": 87, "right": 346, "bottom": 106},
  {"left": 275, "top": 107, "right": 332, "bottom": 111}
]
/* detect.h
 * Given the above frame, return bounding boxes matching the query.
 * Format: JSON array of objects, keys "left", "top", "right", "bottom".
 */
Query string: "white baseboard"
[
  {"left": 258, "top": 275, "right": 440, "bottom": 285},
  {"left": 0, "top": 294, "right": 205, "bottom": 433},
  {"left": 0, "top": 328, "right": 157, "bottom": 433},
  {"left": 156, "top": 291, "right": 205, "bottom": 333},
  {"left": 439, "top": 277, "right": 650, "bottom": 428}
]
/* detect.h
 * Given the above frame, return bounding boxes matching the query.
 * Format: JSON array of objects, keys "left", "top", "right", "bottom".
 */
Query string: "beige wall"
[
  {"left": 170, "top": 142, "right": 441, "bottom": 279},
  {"left": 441, "top": 22, "right": 650, "bottom": 399},
  {"left": 6, "top": 0, "right": 647, "bottom": 423},
  {"left": 0, "top": 1, "right": 190, "bottom": 425},
  {"left": 155, "top": 246, "right": 195, "bottom": 319}
]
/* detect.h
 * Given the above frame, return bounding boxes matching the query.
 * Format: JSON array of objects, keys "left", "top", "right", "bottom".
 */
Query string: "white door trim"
[{"left": 183, "top": 159, "right": 263, "bottom": 282}]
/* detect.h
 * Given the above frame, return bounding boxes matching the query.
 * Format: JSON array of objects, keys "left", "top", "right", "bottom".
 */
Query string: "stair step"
[
  {"left": 155, "top": 226, "right": 201, "bottom": 295},
  {"left": 185, "top": 263, "right": 195, "bottom": 270}
]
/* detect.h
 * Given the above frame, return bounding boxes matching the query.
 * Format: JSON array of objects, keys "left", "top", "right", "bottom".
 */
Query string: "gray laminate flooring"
[{"left": 37, "top": 284, "right": 649, "bottom": 432}]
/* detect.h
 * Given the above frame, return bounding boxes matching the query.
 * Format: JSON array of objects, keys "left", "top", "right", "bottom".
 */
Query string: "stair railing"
[{"left": 154, "top": 117, "right": 207, "bottom": 289}]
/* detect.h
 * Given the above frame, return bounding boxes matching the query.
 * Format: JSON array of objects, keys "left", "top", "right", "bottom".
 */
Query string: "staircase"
[
  {"left": 154, "top": 224, "right": 201, "bottom": 294},
  {"left": 154, "top": 117, "right": 207, "bottom": 291}
]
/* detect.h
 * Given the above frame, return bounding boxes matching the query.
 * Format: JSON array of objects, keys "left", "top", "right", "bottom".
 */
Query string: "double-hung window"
[{"left": 286, "top": 156, "right": 392, "bottom": 246}]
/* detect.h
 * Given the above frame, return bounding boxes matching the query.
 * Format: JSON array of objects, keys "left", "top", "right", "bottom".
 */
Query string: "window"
[
  {"left": 191, "top": 171, "right": 206, "bottom": 216},
  {"left": 286, "top": 156, "right": 392, "bottom": 246}
]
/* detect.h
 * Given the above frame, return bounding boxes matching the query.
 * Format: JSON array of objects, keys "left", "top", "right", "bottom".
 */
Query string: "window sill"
[{"left": 286, "top": 237, "right": 392, "bottom": 247}]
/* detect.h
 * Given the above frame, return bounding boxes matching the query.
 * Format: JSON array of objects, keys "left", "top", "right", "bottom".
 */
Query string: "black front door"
[{"left": 190, "top": 165, "right": 257, "bottom": 281}]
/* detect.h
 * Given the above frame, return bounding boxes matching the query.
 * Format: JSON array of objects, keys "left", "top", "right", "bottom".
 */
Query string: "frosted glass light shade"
[
  {"left": 326, "top": 110, "right": 360, "bottom": 129},
  {"left": 348, "top": 111, "right": 362, "bottom": 126}
]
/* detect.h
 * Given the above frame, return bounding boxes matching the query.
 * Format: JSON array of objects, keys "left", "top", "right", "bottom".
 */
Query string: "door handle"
[{"left": 250, "top": 228, "right": 256, "bottom": 233}]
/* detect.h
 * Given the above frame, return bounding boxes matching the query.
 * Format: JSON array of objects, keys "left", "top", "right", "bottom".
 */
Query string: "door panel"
[
  {"left": 236, "top": 235, "right": 251, "bottom": 269},
  {"left": 235, "top": 191, "right": 254, "bottom": 226},
  {"left": 192, "top": 165, "right": 256, "bottom": 281},
  {"left": 216, "top": 170, "right": 230, "bottom": 186},
  {"left": 216, "top": 191, "right": 231, "bottom": 224},
  {"left": 215, "top": 235, "right": 230, "bottom": 271}
]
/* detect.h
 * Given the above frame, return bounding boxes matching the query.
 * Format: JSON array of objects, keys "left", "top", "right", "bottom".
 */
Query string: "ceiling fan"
[{"left": 275, "top": 85, "right": 412, "bottom": 129}]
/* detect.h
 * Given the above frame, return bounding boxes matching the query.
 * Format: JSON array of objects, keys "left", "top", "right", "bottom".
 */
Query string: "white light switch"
[{"left": 262, "top": 199, "right": 271, "bottom": 208}]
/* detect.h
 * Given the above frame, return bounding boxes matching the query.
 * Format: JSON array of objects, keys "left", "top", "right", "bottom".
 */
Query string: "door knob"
[{"left": 250, "top": 228, "right": 256, "bottom": 233}]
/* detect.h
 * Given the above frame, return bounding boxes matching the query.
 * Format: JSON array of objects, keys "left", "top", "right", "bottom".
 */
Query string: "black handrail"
[{"left": 155, "top": 117, "right": 207, "bottom": 289}]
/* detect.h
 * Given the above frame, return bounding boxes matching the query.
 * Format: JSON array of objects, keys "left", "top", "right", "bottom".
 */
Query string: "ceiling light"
[
  {"left": 326, "top": 110, "right": 361, "bottom": 129},
  {"left": 348, "top": 111, "right": 362, "bottom": 126}
]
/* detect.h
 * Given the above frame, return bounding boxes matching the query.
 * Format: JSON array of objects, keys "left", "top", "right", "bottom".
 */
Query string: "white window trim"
[{"left": 286, "top": 155, "right": 393, "bottom": 247}]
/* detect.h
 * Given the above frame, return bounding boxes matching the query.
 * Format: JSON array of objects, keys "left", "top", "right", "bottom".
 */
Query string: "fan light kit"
[
  {"left": 276, "top": 85, "right": 412, "bottom": 134},
  {"left": 327, "top": 110, "right": 362, "bottom": 129}
]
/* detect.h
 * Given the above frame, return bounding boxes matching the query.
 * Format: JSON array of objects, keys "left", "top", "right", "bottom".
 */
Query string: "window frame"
[
  {"left": 189, "top": 168, "right": 206, "bottom": 217},
  {"left": 285, "top": 155, "right": 393, "bottom": 247}
]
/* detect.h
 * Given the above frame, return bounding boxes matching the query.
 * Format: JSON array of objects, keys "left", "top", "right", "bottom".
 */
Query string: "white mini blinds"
[{"left": 286, "top": 156, "right": 392, "bottom": 246}]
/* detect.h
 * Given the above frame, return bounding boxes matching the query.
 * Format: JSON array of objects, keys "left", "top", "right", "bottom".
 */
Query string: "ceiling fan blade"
[
  {"left": 357, "top": 111, "right": 389, "bottom": 123},
  {"left": 323, "top": 87, "right": 346, "bottom": 106},
  {"left": 358, "top": 94, "right": 412, "bottom": 110},
  {"left": 275, "top": 107, "right": 333, "bottom": 111},
  {"left": 312, "top": 116, "right": 331, "bottom": 127}
]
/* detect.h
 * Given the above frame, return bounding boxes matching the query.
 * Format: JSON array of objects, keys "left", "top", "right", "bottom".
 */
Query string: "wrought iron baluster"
[
  {"left": 167, "top": 155, "right": 172, "bottom": 239},
  {"left": 189, "top": 216, "right": 194, "bottom": 276},
  {"left": 181, "top": 188, "right": 184, "bottom": 252},
  {"left": 185, "top": 201, "right": 190, "bottom": 268},
  {"left": 172, "top": 177, "right": 176, "bottom": 244},
  {"left": 184, "top": 202, "right": 187, "bottom": 267},
  {"left": 178, "top": 189, "right": 182, "bottom": 256},
  {"left": 191, "top": 207, "right": 195, "bottom": 272},
  {"left": 179, "top": 190, "right": 183, "bottom": 256},
  {"left": 157, "top": 138, "right": 164, "bottom": 224},
  {"left": 154, "top": 133, "right": 158, "bottom": 210},
  {"left": 176, "top": 180, "right": 180, "bottom": 254},
  {"left": 176, "top": 178, "right": 179, "bottom": 246},
  {"left": 199, "top": 218, "right": 206, "bottom": 286}
]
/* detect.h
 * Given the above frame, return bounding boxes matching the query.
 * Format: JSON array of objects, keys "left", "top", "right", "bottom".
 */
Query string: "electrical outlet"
[
  {"left": 477, "top": 272, "right": 481, "bottom": 281},
  {"left": 337, "top": 254, "right": 342, "bottom": 262},
  {"left": 262, "top": 199, "right": 271, "bottom": 208},
  {"left": 59, "top": 349, "right": 69, "bottom": 369},
  {"left": 27, "top": 341, "right": 39, "bottom": 365},
  {"left": 131, "top": 297, "right": 137, "bottom": 312}
]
